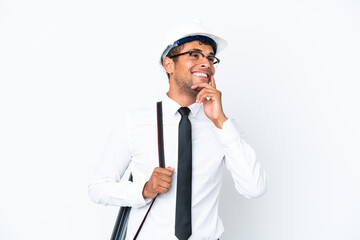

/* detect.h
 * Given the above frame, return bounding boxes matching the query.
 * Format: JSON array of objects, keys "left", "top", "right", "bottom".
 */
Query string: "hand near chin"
[{"left": 191, "top": 76, "right": 228, "bottom": 129}]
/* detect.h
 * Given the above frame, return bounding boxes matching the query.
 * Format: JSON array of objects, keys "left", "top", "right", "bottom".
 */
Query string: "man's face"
[{"left": 171, "top": 40, "right": 216, "bottom": 97}]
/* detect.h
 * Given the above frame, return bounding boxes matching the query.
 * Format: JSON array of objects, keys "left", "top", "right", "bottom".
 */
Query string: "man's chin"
[{"left": 188, "top": 87, "right": 203, "bottom": 99}]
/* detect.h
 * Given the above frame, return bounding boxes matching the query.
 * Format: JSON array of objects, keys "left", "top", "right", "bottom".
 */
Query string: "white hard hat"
[{"left": 160, "top": 20, "right": 227, "bottom": 65}]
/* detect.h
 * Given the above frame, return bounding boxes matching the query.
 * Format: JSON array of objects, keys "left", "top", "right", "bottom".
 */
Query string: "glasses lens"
[
  {"left": 189, "top": 51, "right": 201, "bottom": 59},
  {"left": 208, "top": 57, "right": 217, "bottom": 65},
  {"left": 187, "top": 51, "right": 220, "bottom": 66}
]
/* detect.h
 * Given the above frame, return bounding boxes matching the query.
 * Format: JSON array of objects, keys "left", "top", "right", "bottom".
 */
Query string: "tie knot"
[{"left": 178, "top": 107, "right": 190, "bottom": 117}]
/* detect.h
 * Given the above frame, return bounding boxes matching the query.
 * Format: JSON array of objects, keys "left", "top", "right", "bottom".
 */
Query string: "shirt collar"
[{"left": 163, "top": 93, "right": 202, "bottom": 118}]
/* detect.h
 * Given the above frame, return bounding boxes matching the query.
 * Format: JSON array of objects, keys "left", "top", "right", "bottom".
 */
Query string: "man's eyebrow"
[{"left": 190, "top": 48, "right": 215, "bottom": 55}]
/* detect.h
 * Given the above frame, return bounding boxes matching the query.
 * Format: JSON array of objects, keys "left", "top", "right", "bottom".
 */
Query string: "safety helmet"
[{"left": 160, "top": 20, "right": 227, "bottom": 65}]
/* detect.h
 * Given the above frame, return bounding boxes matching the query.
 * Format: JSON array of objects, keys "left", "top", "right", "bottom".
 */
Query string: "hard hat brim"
[{"left": 160, "top": 33, "right": 227, "bottom": 65}]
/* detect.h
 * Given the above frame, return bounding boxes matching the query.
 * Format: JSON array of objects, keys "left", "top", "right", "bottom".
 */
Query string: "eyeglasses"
[{"left": 169, "top": 50, "right": 220, "bottom": 66}]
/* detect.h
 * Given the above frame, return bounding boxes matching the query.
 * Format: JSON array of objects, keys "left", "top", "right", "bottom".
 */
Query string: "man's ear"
[{"left": 163, "top": 57, "right": 174, "bottom": 75}]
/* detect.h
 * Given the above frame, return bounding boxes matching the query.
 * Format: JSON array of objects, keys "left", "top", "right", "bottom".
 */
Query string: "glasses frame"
[{"left": 168, "top": 50, "right": 220, "bottom": 66}]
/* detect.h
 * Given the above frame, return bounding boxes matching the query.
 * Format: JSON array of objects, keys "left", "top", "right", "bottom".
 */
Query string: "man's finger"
[
  {"left": 196, "top": 87, "right": 217, "bottom": 98},
  {"left": 197, "top": 91, "right": 215, "bottom": 102},
  {"left": 158, "top": 185, "right": 171, "bottom": 194},
  {"left": 159, "top": 174, "right": 173, "bottom": 183},
  {"left": 158, "top": 181, "right": 171, "bottom": 190},
  {"left": 196, "top": 89, "right": 218, "bottom": 103},
  {"left": 198, "top": 93, "right": 218, "bottom": 103},
  {"left": 154, "top": 167, "right": 175, "bottom": 176},
  {"left": 191, "top": 82, "right": 215, "bottom": 90},
  {"left": 210, "top": 75, "right": 216, "bottom": 89}
]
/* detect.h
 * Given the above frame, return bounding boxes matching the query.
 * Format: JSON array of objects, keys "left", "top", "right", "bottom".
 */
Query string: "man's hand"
[
  {"left": 142, "top": 167, "right": 175, "bottom": 199},
  {"left": 191, "top": 76, "right": 228, "bottom": 129}
]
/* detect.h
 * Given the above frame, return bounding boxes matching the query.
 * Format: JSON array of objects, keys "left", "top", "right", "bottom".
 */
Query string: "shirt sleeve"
[
  {"left": 212, "top": 119, "right": 267, "bottom": 198},
  {"left": 88, "top": 117, "right": 150, "bottom": 208}
]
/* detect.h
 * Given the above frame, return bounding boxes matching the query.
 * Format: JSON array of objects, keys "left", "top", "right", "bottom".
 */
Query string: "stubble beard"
[{"left": 175, "top": 76, "right": 200, "bottom": 99}]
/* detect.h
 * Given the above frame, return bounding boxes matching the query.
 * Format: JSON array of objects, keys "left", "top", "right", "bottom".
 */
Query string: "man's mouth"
[{"left": 192, "top": 71, "right": 209, "bottom": 80}]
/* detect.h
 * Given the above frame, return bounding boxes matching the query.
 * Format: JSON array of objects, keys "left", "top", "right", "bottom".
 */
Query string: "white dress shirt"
[{"left": 88, "top": 94, "right": 267, "bottom": 240}]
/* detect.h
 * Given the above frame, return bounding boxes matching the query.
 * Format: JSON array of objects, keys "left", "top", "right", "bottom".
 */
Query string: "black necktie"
[{"left": 175, "top": 107, "right": 192, "bottom": 240}]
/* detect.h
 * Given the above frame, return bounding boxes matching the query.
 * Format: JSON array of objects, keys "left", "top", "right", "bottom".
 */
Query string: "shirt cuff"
[
  {"left": 129, "top": 179, "right": 153, "bottom": 208},
  {"left": 212, "top": 119, "right": 239, "bottom": 146}
]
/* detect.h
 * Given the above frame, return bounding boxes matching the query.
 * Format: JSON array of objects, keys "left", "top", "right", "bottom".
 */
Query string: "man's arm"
[
  {"left": 88, "top": 119, "right": 149, "bottom": 208},
  {"left": 214, "top": 119, "right": 267, "bottom": 198},
  {"left": 88, "top": 115, "right": 176, "bottom": 207},
  {"left": 193, "top": 76, "right": 267, "bottom": 198}
]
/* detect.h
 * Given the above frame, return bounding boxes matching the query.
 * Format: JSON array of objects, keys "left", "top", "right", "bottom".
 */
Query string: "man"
[{"left": 88, "top": 21, "right": 267, "bottom": 240}]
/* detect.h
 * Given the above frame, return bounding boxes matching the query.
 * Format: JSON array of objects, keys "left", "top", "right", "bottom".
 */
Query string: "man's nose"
[{"left": 199, "top": 56, "right": 212, "bottom": 68}]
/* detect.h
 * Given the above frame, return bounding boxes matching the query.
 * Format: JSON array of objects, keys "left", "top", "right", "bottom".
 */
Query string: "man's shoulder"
[{"left": 125, "top": 101, "right": 160, "bottom": 124}]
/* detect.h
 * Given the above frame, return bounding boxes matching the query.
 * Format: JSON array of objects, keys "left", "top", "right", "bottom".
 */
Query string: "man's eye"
[
  {"left": 208, "top": 57, "right": 215, "bottom": 63},
  {"left": 189, "top": 52, "right": 201, "bottom": 59}
]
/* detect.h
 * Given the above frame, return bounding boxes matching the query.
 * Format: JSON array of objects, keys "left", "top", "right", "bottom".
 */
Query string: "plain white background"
[{"left": 1, "top": 0, "right": 359, "bottom": 239}]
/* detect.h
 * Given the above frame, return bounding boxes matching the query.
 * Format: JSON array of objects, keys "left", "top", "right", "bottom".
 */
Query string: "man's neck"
[{"left": 167, "top": 88, "right": 196, "bottom": 107}]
